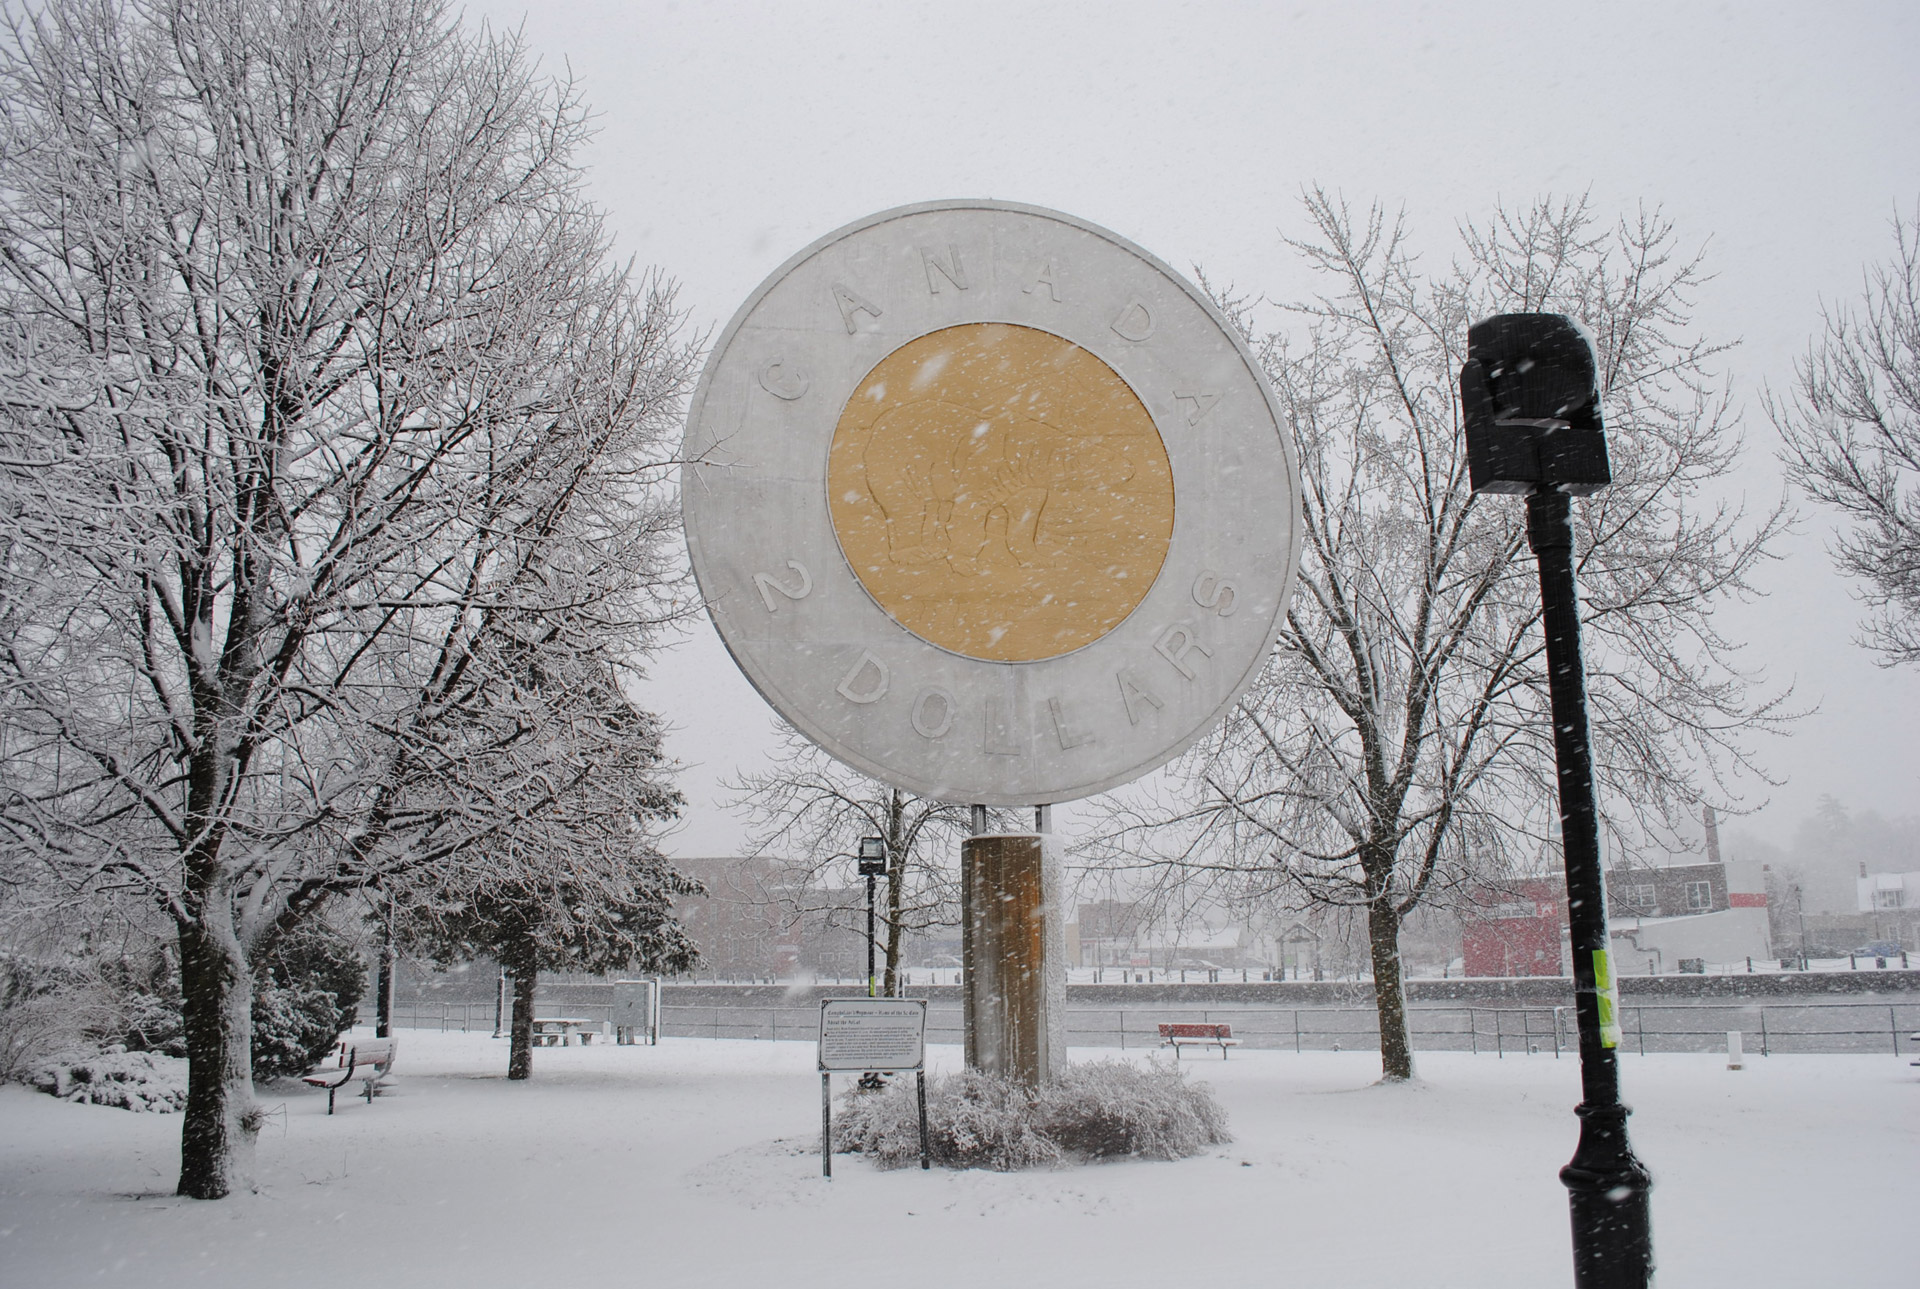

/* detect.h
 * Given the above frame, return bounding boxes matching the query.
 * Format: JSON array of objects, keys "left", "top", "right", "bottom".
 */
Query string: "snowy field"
[{"left": 1, "top": 1032, "right": 1913, "bottom": 1288}]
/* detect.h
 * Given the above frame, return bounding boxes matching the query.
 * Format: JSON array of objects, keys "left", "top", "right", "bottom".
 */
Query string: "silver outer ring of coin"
[{"left": 681, "top": 199, "right": 1300, "bottom": 806}]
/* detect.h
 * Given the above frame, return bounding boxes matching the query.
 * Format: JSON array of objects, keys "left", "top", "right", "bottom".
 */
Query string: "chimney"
[{"left": 1703, "top": 804, "right": 1722, "bottom": 866}]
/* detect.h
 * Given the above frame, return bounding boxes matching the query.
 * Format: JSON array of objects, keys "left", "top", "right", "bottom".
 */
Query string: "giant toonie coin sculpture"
[{"left": 683, "top": 201, "right": 1299, "bottom": 805}]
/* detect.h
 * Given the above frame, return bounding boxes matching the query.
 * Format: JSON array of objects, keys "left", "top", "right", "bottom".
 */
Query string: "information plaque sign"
[
  {"left": 818, "top": 998, "right": 926, "bottom": 1071},
  {"left": 817, "top": 999, "right": 930, "bottom": 1176}
]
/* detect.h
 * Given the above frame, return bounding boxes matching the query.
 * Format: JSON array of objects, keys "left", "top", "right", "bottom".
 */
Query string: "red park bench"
[
  {"left": 302, "top": 1037, "right": 398, "bottom": 1114},
  {"left": 1158, "top": 1022, "right": 1239, "bottom": 1059}
]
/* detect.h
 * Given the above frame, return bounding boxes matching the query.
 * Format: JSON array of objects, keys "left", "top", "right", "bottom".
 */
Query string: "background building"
[
  {"left": 1855, "top": 869, "right": 1920, "bottom": 951},
  {"left": 1461, "top": 878, "right": 1567, "bottom": 977},
  {"left": 1606, "top": 859, "right": 1772, "bottom": 971}
]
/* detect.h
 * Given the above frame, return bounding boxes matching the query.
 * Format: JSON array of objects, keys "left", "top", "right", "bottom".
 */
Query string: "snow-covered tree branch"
[
  {"left": 1088, "top": 191, "right": 1793, "bottom": 1081},
  {"left": 0, "top": 0, "right": 695, "bottom": 1197},
  {"left": 1769, "top": 202, "right": 1920, "bottom": 667},
  {"left": 728, "top": 724, "right": 1022, "bottom": 994}
]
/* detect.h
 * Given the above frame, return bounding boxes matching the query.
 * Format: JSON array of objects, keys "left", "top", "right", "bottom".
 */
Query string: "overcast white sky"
[{"left": 467, "top": 0, "right": 1920, "bottom": 857}]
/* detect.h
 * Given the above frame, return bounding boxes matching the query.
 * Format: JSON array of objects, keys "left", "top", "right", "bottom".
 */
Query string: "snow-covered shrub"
[
  {"left": 29, "top": 1048, "right": 188, "bottom": 1112},
  {"left": 834, "top": 1060, "right": 1230, "bottom": 1171},
  {"left": 1036, "top": 1059, "right": 1231, "bottom": 1161},
  {"left": 3, "top": 945, "right": 187, "bottom": 1081},
  {"left": 0, "top": 953, "right": 90, "bottom": 1080},
  {"left": 6, "top": 924, "right": 363, "bottom": 1085},
  {"left": 836, "top": 1068, "right": 1061, "bottom": 1171},
  {"left": 250, "top": 923, "right": 365, "bottom": 1080},
  {"left": 251, "top": 982, "right": 346, "bottom": 1081},
  {"left": 89, "top": 951, "right": 185, "bottom": 1057}
]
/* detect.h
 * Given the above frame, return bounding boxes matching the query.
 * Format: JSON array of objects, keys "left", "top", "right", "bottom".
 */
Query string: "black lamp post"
[
  {"left": 1461, "top": 313, "right": 1654, "bottom": 1289},
  {"left": 858, "top": 836, "right": 888, "bottom": 997}
]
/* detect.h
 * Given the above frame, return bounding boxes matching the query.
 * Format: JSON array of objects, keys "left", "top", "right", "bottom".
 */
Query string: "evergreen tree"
[{"left": 390, "top": 664, "right": 696, "bottom": 1079}]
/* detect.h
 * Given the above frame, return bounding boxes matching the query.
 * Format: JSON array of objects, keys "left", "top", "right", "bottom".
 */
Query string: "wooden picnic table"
[{"left": 530, "top": 1017, "right": 601, "bottom": 1047}]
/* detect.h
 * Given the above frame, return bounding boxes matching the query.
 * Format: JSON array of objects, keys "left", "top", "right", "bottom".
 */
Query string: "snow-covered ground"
[{"left": 1, "top": 1032, "right": 1912, "bottom": 1288}]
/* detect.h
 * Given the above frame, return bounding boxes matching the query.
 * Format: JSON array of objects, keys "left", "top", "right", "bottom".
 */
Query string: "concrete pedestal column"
[{"left": 960, "top": 832, "right": 1065, "bottom": 1086}]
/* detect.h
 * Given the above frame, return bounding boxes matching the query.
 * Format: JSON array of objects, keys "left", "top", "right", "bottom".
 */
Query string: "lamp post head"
[
  {"left": 857, "top": 836, "right": 888, "bottom": 876},
  {"left": 1461, "top": 313, "right": 1610, "bottom": 496}
]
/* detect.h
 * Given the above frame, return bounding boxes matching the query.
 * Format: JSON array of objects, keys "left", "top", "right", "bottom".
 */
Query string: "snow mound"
[
  {"left": 28, "top": 1048, "right": 187, "bottom": 1112},
  {"left": 835, "top": 1059, "right": 1230, "bottom": 1171}
]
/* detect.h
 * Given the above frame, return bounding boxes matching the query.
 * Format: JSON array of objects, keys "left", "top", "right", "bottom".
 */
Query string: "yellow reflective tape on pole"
[{"left": 1593, "top": 949, "right": 1621, "bottom": 1049}]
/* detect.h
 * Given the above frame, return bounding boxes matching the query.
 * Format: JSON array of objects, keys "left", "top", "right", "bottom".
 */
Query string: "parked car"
[{"left": 1851, "top": 941, "right": 1903, "bottom": 958}]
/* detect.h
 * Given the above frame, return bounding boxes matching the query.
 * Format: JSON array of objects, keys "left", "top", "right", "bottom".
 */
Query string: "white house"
[
  {"left": 1857, "top": 870, "right": 1918, "bottom": 913},
  {"left": 1608, "top": 859, "right": 1772, "bottom": 972}
]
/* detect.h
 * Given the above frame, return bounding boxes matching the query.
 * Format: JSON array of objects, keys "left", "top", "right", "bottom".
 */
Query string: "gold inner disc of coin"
[{"left": 827, "top": 323, "right": 1175, "bottom": 662}]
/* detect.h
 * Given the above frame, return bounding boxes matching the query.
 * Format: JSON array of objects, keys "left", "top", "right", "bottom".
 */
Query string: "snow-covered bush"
[
  {"left": 836, "top": 1068, "right": 1061, "bottom": 1171},
  {"left": 0, "top": 953, "right": 90, "bottom": 1080},
  {"left": 2, "top": 945, "right": 186, "bottom": 1080},
  {"left": 834, "top": 1060, "right": 1229, "bottom": 1171},
  {"left": 1037, "top": 1059, "right": 1232, "bottom": 1161},
  {"left": 251, "top": 983, "right": 346, "bottom": 1082},
  {"left": 29, "top": 1049, "right": 188, "bottom": 1112},
  {"left": 89, "top": 951, "right": 185, "bottom": 1058},
  {"left": 3, "top": 926, "right": 362, "bottom": 1086},
  {"left": 250, "top": 923, "right": 365, "bottom": 1080}
]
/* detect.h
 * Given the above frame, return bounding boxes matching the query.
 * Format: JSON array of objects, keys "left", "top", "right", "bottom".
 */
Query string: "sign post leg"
[
  {"left": 961, "top": 808, "right": 983, "bottom": 1068},
  {"left": 917, "top": 1070, "right": 930, "bottom": 1170},
  {"left": 821, "top": 1072, "right": 832, "bottom": 1179}
]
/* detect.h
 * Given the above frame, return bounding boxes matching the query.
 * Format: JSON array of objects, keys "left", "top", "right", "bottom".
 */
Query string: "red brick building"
[{"left": 1462, "top": 877, "right": 1567, "bottom": 977}]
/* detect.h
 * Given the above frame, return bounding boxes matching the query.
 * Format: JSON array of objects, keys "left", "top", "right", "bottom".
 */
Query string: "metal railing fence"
[{"left": 385, "top": 998, "right": 1919, "bottom": 1057}]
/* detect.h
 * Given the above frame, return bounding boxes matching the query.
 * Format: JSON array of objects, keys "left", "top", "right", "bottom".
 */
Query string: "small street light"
[
  {"left": 858, "top": 837, "right": 888, "bottom": 997},
  {"left": 1462, "top": 314, "right": 1653, "bottom": 1289}
]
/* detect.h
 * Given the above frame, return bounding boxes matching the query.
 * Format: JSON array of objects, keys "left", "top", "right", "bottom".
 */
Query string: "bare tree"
[
  {"left": 0, "top": 0, "right": 692, "bottom": 1197},
  {"left": 1093, "top": 192, "right": 1790, "bottom": 1081},
  {"left": 1769, "top": 203, "right": 1920, "bottom": 666},
  {"left": 729, "top": 725, "right": 1018, "bottom": 993}
]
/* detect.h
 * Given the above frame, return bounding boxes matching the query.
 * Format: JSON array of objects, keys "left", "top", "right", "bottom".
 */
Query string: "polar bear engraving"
[
  {"left": 859, "top": 399, "right": 1134, "bottom": 575},
  {"left": 828, "top": 323, "right": 1174, "bottom": 662}
]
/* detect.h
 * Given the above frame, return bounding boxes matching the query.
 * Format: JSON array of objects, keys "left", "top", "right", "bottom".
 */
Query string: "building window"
[
  {"left": 1873, "top": 888, "right": 1904, "bottom": 910},
  {"left": 1625, "top": 883, "right": 1657, "bottom": 910},
  {"left": 1686, "top": 880, "right": 1712, "bottom": 912}
]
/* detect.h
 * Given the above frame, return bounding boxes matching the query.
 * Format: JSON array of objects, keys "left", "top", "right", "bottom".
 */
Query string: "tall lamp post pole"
[{"left": 1461, "top": 314, "right": 1654, "bottom": 1289}]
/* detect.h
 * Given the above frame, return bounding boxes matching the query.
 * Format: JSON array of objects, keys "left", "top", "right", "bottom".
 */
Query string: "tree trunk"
[
  {"left": 508, "top": 966, "right": 537, "bottom": 1080},
  {"left": 175, "top": 910, "right": 258, "bottom": 1199},
  {"left": 883, "top": 859, "right": 905, "bottom": 996},
  {"left": 375, "top": 920, "right": 395, "bottom": 1039},
  {"left": 1366, "top": 894, "right": 1415, "bottom": 1081}
]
